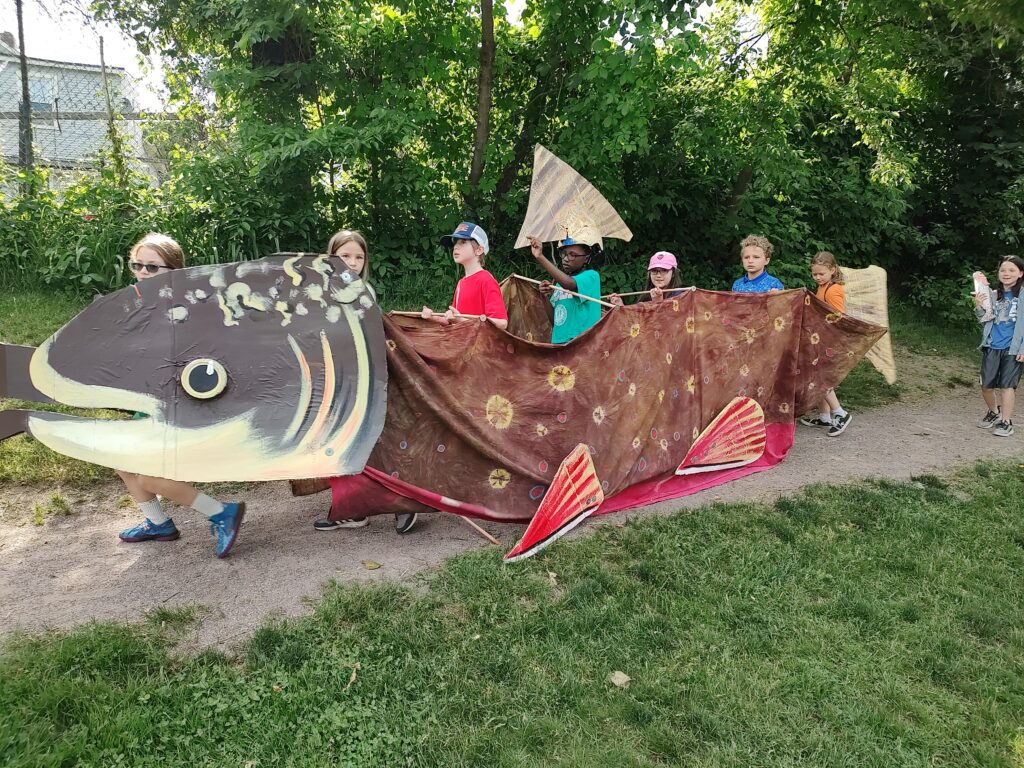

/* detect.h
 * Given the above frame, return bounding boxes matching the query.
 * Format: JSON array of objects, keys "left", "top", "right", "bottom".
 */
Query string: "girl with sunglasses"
[{"left": 117, "top": 233, "right": 245, "bottom": 558}]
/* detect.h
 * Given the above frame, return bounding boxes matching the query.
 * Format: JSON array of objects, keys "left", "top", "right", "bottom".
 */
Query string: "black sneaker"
[
  {"left": 313, "top": 517, "right": 368, "bottom": 531},
  {"left": 828, "top": 412, "right": 852, "bottom": 437},
  {"left": 395, "top": 512, "right": 418, "bottom": 534},
  {"left": 977, "top": 410, "right": 1001, "bottom": 429},
  {"left": 799, "top": 415, "right": 833, "bottom": 428}
]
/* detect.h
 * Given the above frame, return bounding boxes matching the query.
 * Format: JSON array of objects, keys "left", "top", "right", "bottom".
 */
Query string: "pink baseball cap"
[{"left": 648, "top": 251, "right": 677, "bottom": 270}]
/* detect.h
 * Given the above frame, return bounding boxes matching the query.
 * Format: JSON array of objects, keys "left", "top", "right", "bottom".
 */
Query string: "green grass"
[
  {"left": 0, "top": 291, "right": 90, "bottom": 345},
  {"left": 3, "top": 465, "right": 1023, "bottom": 767},
  {"left": 0, "top": 292, "right": 118, "bottom": 487}
]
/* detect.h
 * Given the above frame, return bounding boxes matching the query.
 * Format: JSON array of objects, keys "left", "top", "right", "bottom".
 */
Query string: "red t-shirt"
[{"left": 452, "top": 269, "right": 508, "bottom": 320}]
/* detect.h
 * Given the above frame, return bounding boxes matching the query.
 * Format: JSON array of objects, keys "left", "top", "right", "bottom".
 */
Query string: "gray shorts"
[{"left": 980, "top": 346, "right": 1023, "bottom": 389}]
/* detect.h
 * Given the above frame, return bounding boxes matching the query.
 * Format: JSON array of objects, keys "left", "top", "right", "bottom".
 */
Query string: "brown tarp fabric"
[{"left": 324, "top": 280, "right": 885, "bottom": 522}]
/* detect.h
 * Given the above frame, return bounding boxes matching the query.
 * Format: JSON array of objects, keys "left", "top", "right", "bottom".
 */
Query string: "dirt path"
[{"left": 2, "top": 388, "right": 1022, "bottom": 651}]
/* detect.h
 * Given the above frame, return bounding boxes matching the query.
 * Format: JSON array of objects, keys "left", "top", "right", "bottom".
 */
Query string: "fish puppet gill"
[{"left": 0, "top": 255, "right": 388, "bottom": 482}]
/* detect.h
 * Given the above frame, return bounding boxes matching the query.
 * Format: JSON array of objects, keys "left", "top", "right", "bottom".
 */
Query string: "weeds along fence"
[{"left": 0, "top": 29, "right": 183, "bottom": 293}]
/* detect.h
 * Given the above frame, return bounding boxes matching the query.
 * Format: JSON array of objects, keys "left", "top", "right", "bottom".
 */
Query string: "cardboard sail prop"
[
  {"left": 0, "top": 256, "right": 387, "bottom": 482},
  {"left": 504, "top": 443, "right": 604, "bottom": 562},
  {"left": 842, "top": 265, "right": 896, "bottom": 384},
  {"left": 513, "top": 144, "right": 633, "bottom": 249},
  {"left": 323, "top": 283, "right": 887, "bottom": 534}
]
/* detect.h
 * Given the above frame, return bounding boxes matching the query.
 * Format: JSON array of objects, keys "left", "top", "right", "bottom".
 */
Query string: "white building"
[{"left": 0, "top": 30, "right": 161, "bottom": 189}]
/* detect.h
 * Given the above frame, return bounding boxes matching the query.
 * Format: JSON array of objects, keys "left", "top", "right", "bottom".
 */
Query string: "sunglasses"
[{"left": 129, "top": 261, "right": 170, "bottom": 274}]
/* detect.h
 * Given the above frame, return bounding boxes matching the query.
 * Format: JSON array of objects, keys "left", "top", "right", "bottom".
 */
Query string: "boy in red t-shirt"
[{"left": 422, "top": 222, "right": 509, "bottom": 329}]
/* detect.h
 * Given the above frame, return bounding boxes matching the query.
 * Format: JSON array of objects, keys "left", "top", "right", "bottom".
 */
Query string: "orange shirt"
[{"left": 816, "top": 282, "right": 845, "bottom": 313}]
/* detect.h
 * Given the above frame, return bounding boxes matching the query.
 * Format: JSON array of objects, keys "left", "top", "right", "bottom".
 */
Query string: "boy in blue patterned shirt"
[{"left": 732, "top": 234, "right": 784, "bottom": 293}]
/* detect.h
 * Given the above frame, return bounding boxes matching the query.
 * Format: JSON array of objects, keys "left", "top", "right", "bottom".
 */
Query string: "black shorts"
[{"left": 980, "top": 346, "right": 1024, "bottom": 389}]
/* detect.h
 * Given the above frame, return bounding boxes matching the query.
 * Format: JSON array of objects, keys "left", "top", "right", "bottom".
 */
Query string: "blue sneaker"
[
  {"left": 209, "top": 503, "right": 245, "bottom": 558},
  {"left": 119, "top": 518, "right": 180, "bottom": 543}
]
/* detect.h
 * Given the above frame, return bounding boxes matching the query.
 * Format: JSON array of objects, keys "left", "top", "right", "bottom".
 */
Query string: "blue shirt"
[
  {"left": 732, "top": 271, "right": 784, "bottom": 293},
  {"left": 989, "top": 291, "right": 1019, "bottom": 350}
]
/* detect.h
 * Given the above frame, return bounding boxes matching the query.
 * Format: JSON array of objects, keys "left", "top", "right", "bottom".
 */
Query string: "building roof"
[{"left": 0, "top": 31, "right": 126, "bottom": 73}]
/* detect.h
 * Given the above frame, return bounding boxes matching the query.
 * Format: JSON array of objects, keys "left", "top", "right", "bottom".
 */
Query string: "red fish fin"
[
  {"left": 504, "top": 444, "right": 604, "bottom": 562},
  {"left": 676, "top": 397, "right": 766, "bottom": 476}
]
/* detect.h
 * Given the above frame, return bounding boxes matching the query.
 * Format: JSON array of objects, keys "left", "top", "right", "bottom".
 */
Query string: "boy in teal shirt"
[{"left": 528, "top": 233, "right": 602, "bottom": 343}]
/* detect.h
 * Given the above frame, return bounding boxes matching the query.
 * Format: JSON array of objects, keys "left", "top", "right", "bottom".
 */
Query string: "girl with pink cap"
[{"left": 609, "top": 251, "right": 687, "bottom": 306}]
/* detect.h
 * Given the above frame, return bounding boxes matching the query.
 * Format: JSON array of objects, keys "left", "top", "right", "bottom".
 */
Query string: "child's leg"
[
  {"left": 824, "top": 389, "right": 843, "bottom": 414},
  {"left": 982, "top": 387, "right": 999, "bottom": 413},
  {"left": 116, "top": 469, "right": 169, "bottom": 524},
  {"left": 135, "top": 476, "right": 205, "bottom": 509},
  {"left": 1000, "top": 388, "right": 1015, "bottom": 422}
]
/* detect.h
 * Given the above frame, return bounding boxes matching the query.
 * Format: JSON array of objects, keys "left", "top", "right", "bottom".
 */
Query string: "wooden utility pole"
[{"left": 15, "top": 0, "right": 34, "bottom": 179}]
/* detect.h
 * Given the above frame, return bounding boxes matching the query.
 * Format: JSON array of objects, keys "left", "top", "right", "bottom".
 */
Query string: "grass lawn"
[{"left": 2, "top": 463, "right": 1022, "bottom": 767}]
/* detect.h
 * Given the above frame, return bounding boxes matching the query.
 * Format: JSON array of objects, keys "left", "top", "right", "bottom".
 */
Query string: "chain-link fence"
[{"left": 0, "top": 27, "right": 166, "bottom": 193}]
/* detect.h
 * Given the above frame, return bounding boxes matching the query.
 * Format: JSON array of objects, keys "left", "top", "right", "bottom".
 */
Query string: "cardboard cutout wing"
[
  {"left": 513, "top": 144, "right": 633, "bottom": 249},
  {"left": 843, "top": 266, "right": 897, "bottom": 384}
]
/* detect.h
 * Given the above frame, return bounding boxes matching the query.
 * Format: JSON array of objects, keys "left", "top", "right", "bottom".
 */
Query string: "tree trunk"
[
  {"left": 468, "top": 0, "right": 494, "bottom": 189},
  {"left": 724, "top": 165, "right": 754, "bottom": 221}
]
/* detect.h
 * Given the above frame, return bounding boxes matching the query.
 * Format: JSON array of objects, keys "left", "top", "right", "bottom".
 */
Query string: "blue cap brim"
[{"left": 439, "top": 234, "right": 474, "bottom": 249}]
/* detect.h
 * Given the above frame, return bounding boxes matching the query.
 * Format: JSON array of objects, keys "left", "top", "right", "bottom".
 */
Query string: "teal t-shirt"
[{"left": 550, "top": 269, "right": 601, "bottom": 344}]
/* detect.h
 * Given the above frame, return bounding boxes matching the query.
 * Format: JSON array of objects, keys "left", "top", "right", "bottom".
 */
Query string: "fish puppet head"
[{"left": 25, "top": 254, "right": 388, "bottom": 482}]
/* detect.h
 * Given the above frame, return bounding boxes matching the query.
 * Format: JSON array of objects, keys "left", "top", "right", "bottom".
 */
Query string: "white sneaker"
[
  {"left": 978, "top": 410, "right": 1001, "bottom": 429},
  {"left": 313, "top": 517, "right": 368, "bottom": 531},
  {"left": 992, "top": 420, "right": 1014, "bottom": 437}
]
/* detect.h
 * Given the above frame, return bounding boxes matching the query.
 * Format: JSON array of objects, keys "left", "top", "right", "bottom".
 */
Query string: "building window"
[{"left": 27, "top": 78, "right": 53, "bottom": 112}]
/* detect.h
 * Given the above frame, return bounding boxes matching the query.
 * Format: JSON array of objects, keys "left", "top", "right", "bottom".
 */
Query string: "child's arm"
[
  {"left": 529, "top": 236, "right": 578, "bottom": 292},
  {"left": 480, "top": 277, "right": 509, "bottom": 330}
]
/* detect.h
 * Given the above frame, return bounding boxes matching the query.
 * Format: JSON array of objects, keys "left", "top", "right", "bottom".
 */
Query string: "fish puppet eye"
[{"left": 181, "top": 359, "right": 228, "bottom": 400}]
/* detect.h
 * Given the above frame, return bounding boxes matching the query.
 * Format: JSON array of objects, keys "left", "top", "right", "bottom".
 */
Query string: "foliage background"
[{"left": 1, "top": 0, "right": 1022, "bottom": 320}]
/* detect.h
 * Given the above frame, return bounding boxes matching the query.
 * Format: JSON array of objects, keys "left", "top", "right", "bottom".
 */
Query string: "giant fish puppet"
[
  {"left": 0, "top": 259, "right": 887, "bottom": 561},
  {"left": 0, "top": 255, "right": 388, "bottom": 482}
]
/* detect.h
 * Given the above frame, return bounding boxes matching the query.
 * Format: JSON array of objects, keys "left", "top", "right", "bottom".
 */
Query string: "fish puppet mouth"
[{"left": 2, "top": 255, "right": 389, "bottom": 482}]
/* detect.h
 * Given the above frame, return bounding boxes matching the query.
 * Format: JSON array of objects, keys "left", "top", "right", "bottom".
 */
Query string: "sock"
[
  {"left": 833, "top": 408, "right": 848, "bottom": 419},
  {"left": 192, "top": 493, "right": 225, "bottom": 519},
  {"left": 139, "top": 497, "right": 170, "bottom": 525},
  {"left": 819, "top": 411, "right": 832, "bottom": 423}
]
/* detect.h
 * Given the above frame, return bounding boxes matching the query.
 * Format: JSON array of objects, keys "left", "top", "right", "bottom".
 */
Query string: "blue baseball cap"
[{"left": 440, "top": 222, "right": 489, "bottom": 255}]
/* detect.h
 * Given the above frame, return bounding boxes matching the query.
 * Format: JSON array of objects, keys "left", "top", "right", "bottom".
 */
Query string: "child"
[
  {"left": 609, "top": 251, "right": 687, "bottom": 306},
  {"left": 732, "top": 235, "right": 784, "bottom": 293},
  {"left": 528, "top": 233, "right": 602, "bottom": 343},
  {"left": 975, "top": 255, "right": 1024, "bottom": 437},
  {"left": 327, "top": 229, "right": 371, "bottom": 286},
  {"left": 421, "top": 222, "right": 508, "bottom": 330},
  {"left": 798, "top": 251, "right": 853, "bottom": 436},
  {"left": 117, "top": 233, "right": 245, "bottom": 558},
  {"left": 314, "top": 229, "right": 417, "bottom": 534}
]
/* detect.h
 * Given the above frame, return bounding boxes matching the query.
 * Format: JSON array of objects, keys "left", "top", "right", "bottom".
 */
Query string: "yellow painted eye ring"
[{"left": 181, "top": 359, "right": 228, "bottom": 400}]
